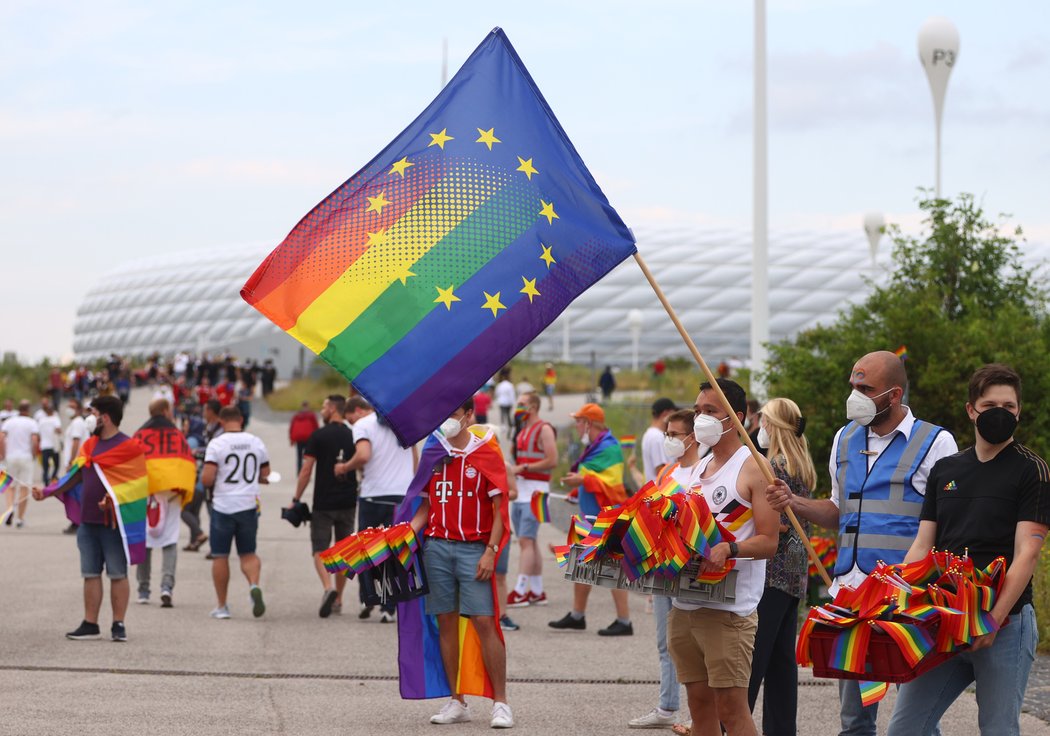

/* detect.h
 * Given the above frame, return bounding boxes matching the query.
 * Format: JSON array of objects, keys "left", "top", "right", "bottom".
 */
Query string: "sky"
[{"left": 3, "top": 0, "right": 1048, "bottom": 362}]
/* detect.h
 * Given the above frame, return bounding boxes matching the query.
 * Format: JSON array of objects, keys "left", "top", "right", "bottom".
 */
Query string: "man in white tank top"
[{"left": 667, "top": 380, "right": 779, "bottom": 736}]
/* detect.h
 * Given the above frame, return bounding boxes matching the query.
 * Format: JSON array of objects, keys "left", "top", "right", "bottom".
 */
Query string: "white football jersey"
[{"left": 204, "top": 431, "right": 270, "bottom": 514}]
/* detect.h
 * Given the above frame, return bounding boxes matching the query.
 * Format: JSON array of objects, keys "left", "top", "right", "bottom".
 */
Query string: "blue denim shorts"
[
  {"left": 511, "top": 502, "right": 540, "bottom": 540},
  {"left": 210, "top": 508, "right": 259, "bottom": 557},
  {"left": 422, "top": 538, "right": 495, "bottom": 617},
  {"left": 496, "top": 539, "right": 510, "bottom": 575},
  {"left": 77, "top": 523, "right": 128, "bottom": 579}
]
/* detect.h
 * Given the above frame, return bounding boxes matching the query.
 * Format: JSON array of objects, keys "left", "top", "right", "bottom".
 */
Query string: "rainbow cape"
[
  {"left": 240, "top": 28, "right": 636, "bottom": 447},
  {"left": 393, "top": 425, "right": 510, "bottom": 700},
  {"left": 42, "top": 434, "right": 149, "bottom": 564},
  {"left": 134, "top": 416, "right": 197, "bottom": 507},
  {"left": 571, "top": 429, "right": 626, "bottom": 507}
]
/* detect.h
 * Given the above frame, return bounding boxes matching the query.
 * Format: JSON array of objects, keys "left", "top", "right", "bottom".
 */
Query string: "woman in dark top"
[{"left": 747, "top": 397, "right": 816, "bottom": 736}]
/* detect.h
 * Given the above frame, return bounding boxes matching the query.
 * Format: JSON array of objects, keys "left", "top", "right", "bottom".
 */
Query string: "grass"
[{"left": 265, "top": 372, "right": 351, "bottom": 412}]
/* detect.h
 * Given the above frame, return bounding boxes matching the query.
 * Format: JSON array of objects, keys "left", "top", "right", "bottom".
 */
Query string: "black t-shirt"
[
  {"left": 304, "top": 422, "right": 358, "bottom": 511},
  {"left": 921, "top": 443, "right": 1050, "bottom": 613}
]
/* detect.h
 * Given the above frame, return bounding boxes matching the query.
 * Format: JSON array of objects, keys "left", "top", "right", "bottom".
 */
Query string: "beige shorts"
[
  {"left": 4, "top": 456, "right": 34, "bottom": 489},
  {"left": 668, "top": 606, "right": 758, "bottom": 688}
]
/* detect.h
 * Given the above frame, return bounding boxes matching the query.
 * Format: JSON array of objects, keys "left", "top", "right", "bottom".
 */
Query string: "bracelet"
[{"left": 728, "top": 541, "right": 739, "bottom": 558}]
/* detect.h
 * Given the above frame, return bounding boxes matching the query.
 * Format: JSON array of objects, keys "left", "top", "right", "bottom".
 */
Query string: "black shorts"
[{"left": 311, "top": 508, "right": 357, "bottom": 554}]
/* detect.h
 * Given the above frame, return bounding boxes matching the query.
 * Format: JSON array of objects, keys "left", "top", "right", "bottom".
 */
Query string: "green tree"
[{"left": 764, "top": 192, "right": 1048, "bottom": 492}]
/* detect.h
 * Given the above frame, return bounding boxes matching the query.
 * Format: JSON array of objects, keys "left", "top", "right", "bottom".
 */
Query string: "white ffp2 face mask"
[
  {"left": 663, "top": 435, "right": 686, "bottom": 460},
  {"left": 845, "top": 388, "right": 894, "bottom": 426},
  {"left": 693, "top": 414, "right": 732, "bottom": 448},
  {"left": 757, "top": 426, "right": 770, "bottom": 450},
  {"left": 439, "top": 417, "right": 463, "bottom": 438}
]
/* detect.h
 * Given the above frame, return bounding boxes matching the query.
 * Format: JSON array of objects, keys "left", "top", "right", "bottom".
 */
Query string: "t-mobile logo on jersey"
[{"left": 435, "top": 481, "right": 455, "bottom": 503}]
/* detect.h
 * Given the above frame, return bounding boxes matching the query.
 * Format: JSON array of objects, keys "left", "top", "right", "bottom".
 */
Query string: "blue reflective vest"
[{"left": 833, "top": 419, "right": 943, "bottom": 576}]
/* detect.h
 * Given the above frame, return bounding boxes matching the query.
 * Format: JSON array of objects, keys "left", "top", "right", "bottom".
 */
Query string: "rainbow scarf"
[
  {"left": 42, "top": 434, "right": 149, "bottom": 565},
  {"left": 393, "top": 425, "right": 510, "bottom": 700},
  {"left": 572, "top": 430, "right": 626, "bottom": 506},
  {"left": 239, "top": 28, "right": 636, "bottom": 447},
  {"left": 134, "top": 416, "right": 197, "bottom": 507}
]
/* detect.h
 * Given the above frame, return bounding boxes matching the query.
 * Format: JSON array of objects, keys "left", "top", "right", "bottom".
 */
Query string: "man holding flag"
[
  {"left": 404, "top": 397, "right": 513, "bottom": 728},
  {"left": 133, "top": 398, "right": 197, "bottom": 607},
  {"left": 549, "top": 402, "right": 633, "bottom": 636},
  {"left": 33, "top": 395, "right": 149, "bottom": 642}
]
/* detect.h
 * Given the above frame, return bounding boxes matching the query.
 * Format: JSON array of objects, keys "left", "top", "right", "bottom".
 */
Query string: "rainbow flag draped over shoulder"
[
  {"left": 134, "top": 416, "right": 196, "bottom": 507},
  {"left": 572, "top": 429, "right": 626, "bottom": 506},
  {"left": 240, "top": 28, "right": 637, "bottom": 447},
  {"left": 42, "top": 435, "right": 149, "bottom": 565},
  {"left": 393, "top": 425, "right": 510, "bottom": 700}
]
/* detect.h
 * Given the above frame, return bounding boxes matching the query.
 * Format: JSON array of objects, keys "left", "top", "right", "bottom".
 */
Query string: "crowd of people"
[{"left": 1, "top": 351, "right": 1046, "bottom": 735}]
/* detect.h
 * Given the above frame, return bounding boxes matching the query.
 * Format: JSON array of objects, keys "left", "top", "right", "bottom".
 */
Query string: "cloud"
[{"left": 174, "top": 156, "right": 337, "bottom": 187}]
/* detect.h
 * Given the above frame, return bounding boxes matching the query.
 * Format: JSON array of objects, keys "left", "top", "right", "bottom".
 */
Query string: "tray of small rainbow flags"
[
  {"left": 547, "top": 474, "right": 739, "bottom": 605},
  {"left": 797, "top": 549, "right": 1006, "bottom": 704},
  {"left": 319, "top": 523, "right": 428, "bottom": 606}
]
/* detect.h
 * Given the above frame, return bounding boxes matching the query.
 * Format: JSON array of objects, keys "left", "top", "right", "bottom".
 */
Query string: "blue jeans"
[
  {"left": 887, "top": 604, "right": 1037, "bottom": 736},
  {"left": 77, "top": 523, "right": 128, "bottom": 579},
  {"left": 654, "top": 594, "right": 681, "bottom": 712}
]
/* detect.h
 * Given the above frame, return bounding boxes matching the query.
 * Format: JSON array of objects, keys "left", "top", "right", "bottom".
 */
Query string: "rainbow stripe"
[
  {"left": 859, "top": 680, "right": 890, "bottom": 707},
  {"left": 895, "top": 345, "right": 909, "bottom": 361},
  {"left": 530, "top": 490, "right": 551, "bottom": 523},
  {"left": 873, "top": 621, "right": 933, "bottom": 668},
  {"left": 0, "top": 471, "right": 12, "bottom": 493},
  {"left": 618, "top": 435, "right": 636, "bottom": 450},
  {"left": 573, "top": 430, "right": 626, "bottom": 507},
  {"left": 829, "top": 621, "right": 872, "bottom": 674},
  {"left": 240, "top": 28, "right": 636, "bottom": 446}
]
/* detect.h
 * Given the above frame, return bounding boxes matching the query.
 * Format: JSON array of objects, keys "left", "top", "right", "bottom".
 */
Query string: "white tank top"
[{"left": 673, "top": 445, "right": 766, "bottom": 616}]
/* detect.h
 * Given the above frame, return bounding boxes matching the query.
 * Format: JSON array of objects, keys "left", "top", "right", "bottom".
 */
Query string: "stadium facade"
[{"left": 71, "top": 226, "right": 943, "bottom": 375}]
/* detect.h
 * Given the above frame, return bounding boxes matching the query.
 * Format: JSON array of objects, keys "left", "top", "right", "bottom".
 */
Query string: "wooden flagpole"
[{"left": 633, "top": 252, "right": 834, "bottom": 589}]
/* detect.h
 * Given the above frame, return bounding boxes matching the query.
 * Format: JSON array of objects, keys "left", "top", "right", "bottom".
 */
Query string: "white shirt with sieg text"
[{"left": 205, "top": 431, "right": 270, "bottom": 514}]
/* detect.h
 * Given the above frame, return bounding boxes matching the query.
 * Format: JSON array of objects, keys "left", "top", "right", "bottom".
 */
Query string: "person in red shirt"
[
  {"left": 288, "top": 401, "right": 320, "bottom": 474},
  {"left": 472, "top": 387, "right": 492, "bottom": 425},
  {"left": 409, "top": 398, "right": 513, "bottom": 729},
  {"left": 214, "top": 381, "right": 235, "bottom": 408},
  {"left": 196, "top": 377, "right": 214, "bottom": 408}
]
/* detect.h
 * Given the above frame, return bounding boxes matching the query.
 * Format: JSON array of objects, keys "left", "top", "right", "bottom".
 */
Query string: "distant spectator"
[
  {"left": 289, "top": 401, "right": 320, "bottom": 474},
  {"left": 515, "top": 377, "right": 534, "bottom": 395},
  {"left": 542, "top": 363, "right": 557, "bottom": 410},
  {"left": 494, "top": 370, "right": 516, "bottom": 436},
  {"left": 717, "top": 360, "right": 731, "bottom": 379},
  {"left": 261, "top": 359, "right": 277, "bottom": 396},
  {"left": 473, "top": 388, "right": 492, "bottom": 425},
  {"left": 48, "top": 368, "right": 64, "bottom": 408},
  {"left": 37, "top": 401, "right": 62, "bottom": 486},
  {"left": 1, "top": 400, "right": 40, "bottom": 527},
  {"left": 236, "top": 383, "right": 253, "bottom": 429},
  {"left": 598, "top": 366, "right": 616, "bottom": 402}
]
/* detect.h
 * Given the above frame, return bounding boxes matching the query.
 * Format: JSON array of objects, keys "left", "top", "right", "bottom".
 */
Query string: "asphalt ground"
[{"left": 1, "top": 387, "right": 1049, "bottom": 735}]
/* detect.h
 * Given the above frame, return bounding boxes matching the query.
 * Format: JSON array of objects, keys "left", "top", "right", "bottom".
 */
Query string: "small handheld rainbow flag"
[
  {"left": 0, "top": 471, "right": 12, "bottom": 493},
  {"left": 895, "top": 345, "right": 908, "bottom": 361},
  {"left": 859, "top": 680, "right": 889, "bottom": 707},
  {"left": 618, "top": 435, "right": 636, "bottom": 450},
  {"left": 530, "top": 490, "right": 551, "bottom": 523}
]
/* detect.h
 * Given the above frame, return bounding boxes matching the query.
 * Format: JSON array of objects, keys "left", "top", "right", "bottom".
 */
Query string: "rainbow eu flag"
[{"left": 241, "top": 28, "right": 637, "bottom": 445}]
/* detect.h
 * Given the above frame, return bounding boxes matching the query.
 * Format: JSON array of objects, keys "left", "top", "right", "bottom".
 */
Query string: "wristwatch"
[
  {"left": 489, "top": 543, "right": 499, "bottom": 554},
  {"left": 728, "top": 541, "right": 739, "bottom": 558}
]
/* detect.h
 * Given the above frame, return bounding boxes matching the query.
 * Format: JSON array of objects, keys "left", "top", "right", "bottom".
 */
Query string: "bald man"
[{"left": 767, "top": 350, "right": 957, "bottom": 736}]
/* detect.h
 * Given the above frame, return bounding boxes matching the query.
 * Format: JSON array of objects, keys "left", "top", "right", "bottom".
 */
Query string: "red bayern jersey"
[{"left": 425, "top": 453, "right": 502, "bottom": 542}]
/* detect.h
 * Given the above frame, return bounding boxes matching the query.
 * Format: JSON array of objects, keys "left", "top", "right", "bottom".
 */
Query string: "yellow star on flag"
[
  {"left": 390, "top": 157, "right": 414, "bottom": 177},
  {"left": 475, "top": 127, "right": 501, "bottom": 151},
  {"left": 539, "top": 200, "right": 559, "bottom": 225},
  {"left": 428, "top": 129, "right": 454, "bottom": 149},
  {"left": 366, "top": 229, "right": 389, "bottom": 247},
  {"left": 434, "top": 285, "right": 461, "bottom": 310},
  {"left": 481, "top": 291, "right": 506, "bottom": 317},
  {"left": 520, "top": 276, "right": 541, "bottom": 303},
  {"left": 516, "top": 156, "right": 538, "bottom": 180},
  {"left": 366, "top": 191, "right": 391, "bottom": 214},
  {"left": 539, "top": 244, "right": 556, "bottom": 268},
  {"left": 394, "top": 264, "right": 416, "bottom": 286}
]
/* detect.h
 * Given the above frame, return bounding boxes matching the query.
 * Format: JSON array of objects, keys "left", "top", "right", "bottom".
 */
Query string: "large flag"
[
  {"left": 134, "top": 415, "right": 197, "bottom": 507},
  {"left": 241, "top": 28, "right": 637, "bottom": 445}
]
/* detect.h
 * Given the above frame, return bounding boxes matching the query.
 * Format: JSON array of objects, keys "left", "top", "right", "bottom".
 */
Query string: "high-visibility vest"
[
  {"left": 515, "top": 420, "right": 553, "bottom": 481},
  {"left": 834, "top": 419, "right": 943, "bottom": 576}
]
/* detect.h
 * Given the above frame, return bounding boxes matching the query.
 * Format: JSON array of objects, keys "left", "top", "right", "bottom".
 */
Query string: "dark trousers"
[
  {"left": 357, "top": 495, "right": 403, "bottom": 613},
  {"left": 41, "top": 449, "right": 60, "bottom": 486},
  {"left": 181, "top": 487, "right": 210, "bottom": 541},
  {"left": 296, "top": 442, "right": 308, "bottom": 473},
  {"left": 748, "top": 586, "right": 800, "bottom": 736}
]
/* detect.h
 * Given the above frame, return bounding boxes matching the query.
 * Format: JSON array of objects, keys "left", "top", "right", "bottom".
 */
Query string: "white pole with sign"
[{"left": 918, "top": 17, "right": 960, "bottom": 199}]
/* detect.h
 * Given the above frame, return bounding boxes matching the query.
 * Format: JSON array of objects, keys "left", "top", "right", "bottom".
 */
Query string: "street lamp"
[
  {"left": 918, "top": 17, "right": 960, "bottom": 199},
  {"left": 627, "top": 309, "right": 643, "bottom": 371},
  {"left": 863, "top": 211, "right": 885, "bottom": 266},
  {"left": 751, "top": 0, "right": 769, "bottom": 400}
]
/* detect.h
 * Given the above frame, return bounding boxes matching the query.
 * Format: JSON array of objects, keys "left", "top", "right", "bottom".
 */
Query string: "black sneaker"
[
  {"left": 548, "top": 612, "right": 586, "bottom": 630},
  {"left": 62, "top": 523, "right": 79, "bottom": 535},
  {"left": 66, "top": 620, "right": 101, "bottom": 640},
  {"left": 250, "top": 586, "right": 265, "bottom": 618},
  {"left": 111, "top": 621, "right": 127, "bottom": 642},
  {"left": 598, "top": 620, "right": 633, "bottom": 637},
  {"left": 319, "top": 589, "right": 338, "bottom": 618},
  {"left": 359, "top": 604, "right": 374, "bottom": 620}
]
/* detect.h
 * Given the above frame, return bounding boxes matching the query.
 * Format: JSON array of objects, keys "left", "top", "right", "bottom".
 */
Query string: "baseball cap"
[
  {"left": 570, "top": 403, "right": 605, "bottom": 423},
  {"left": 651, "top": 397, "right": 677, "bottom": 416}
]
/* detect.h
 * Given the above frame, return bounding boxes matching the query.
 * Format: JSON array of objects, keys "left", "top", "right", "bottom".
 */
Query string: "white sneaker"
[
  {"left": 136, "top": 593, "right": 150, "bottom": 605},
  {"left": 430, "top": 699, "right": 471, "bottom": 724},
  {"left": 490, "top": 702, "right": 514, "bottom": 729},
  {"left": 380, "top": 611, "right": 396, "bottom": 623},
  {"left": 210, "top": 605, "right": 231, "bottom": 619},
  {"left": 628, "top": 708, "right": 676, "bottom": 729}
]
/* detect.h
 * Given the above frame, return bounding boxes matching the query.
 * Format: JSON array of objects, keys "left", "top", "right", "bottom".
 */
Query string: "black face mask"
[{"left": 975, "top": 407, "right": 1017, "bottom": 445}]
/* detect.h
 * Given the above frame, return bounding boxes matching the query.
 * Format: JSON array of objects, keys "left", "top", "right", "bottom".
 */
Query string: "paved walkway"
[{"left": 1, "top": 388, "right": 1048, "bottom": 734}]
